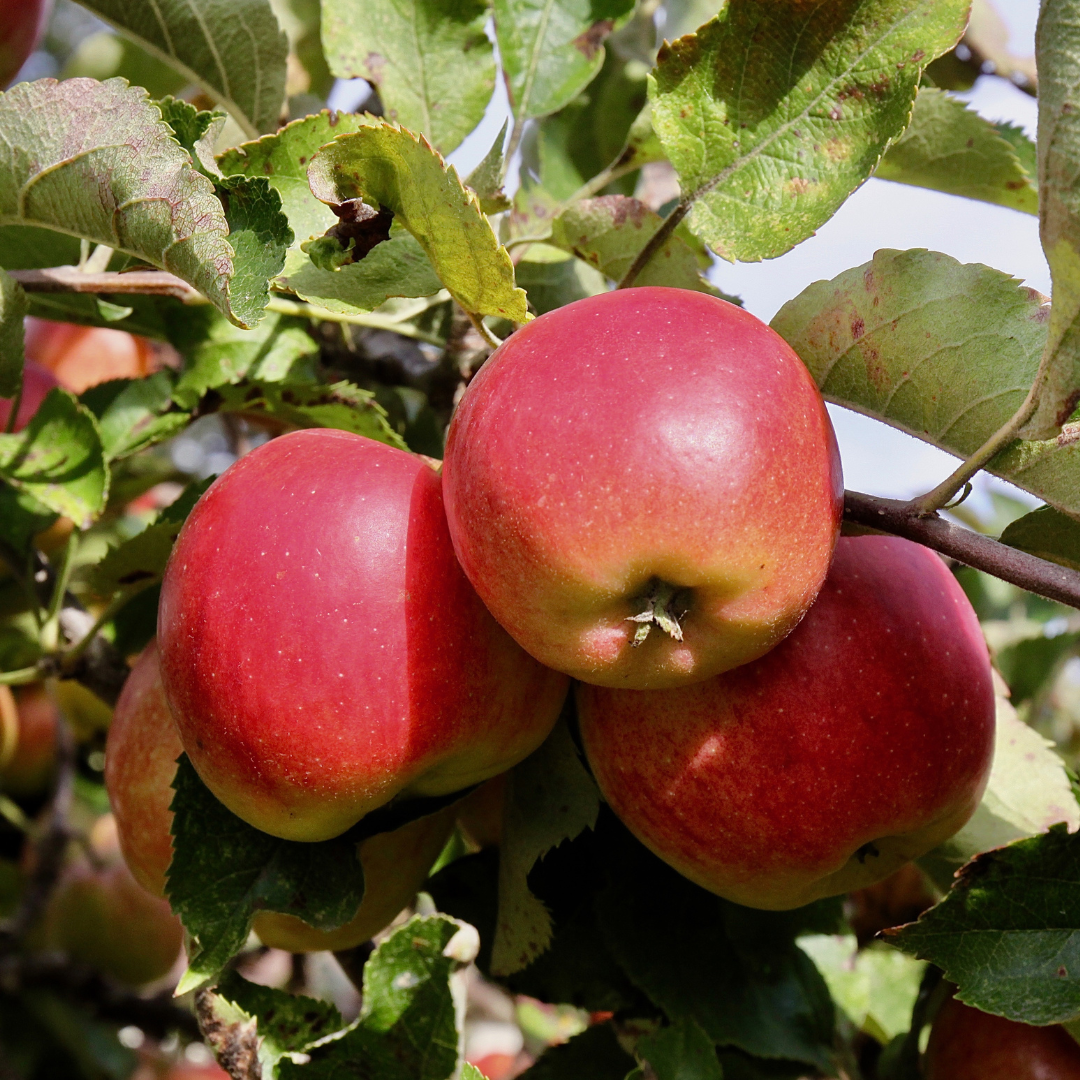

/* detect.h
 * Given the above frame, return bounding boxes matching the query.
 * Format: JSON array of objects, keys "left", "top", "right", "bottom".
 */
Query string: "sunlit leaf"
[{"left": 650, "top": 0, "right": 968, "bottom": 261}]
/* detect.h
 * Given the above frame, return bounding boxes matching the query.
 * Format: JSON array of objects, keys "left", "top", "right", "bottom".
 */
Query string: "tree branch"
[
  {"left": 10, "top": 267, "right": 202, "bottom": 302},
  {"left": 844, "top": 490, "right": 1080, "bottom": 609}
]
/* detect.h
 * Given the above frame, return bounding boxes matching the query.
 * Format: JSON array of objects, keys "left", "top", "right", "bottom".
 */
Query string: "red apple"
[
  {"left": 443, "top": 286, "right": 843, "bottom": 689},
  {"left": 24, "top": 317, "right": 159, "bottom": 394},
  {"left": 925, "top": 994, "right": 1080, "bottom": 1079},
  {"left": 0, "top": 359, "right": 60, "bottom": 432},
  {"left": 0, "top": 682, "right": 58, "bottom": 797},
  {"left": 577, "top": 536, "right": 996, "bottom": 909},
  {"left": 0, "top": 0, "right": 51, "bottom": 89},
  {"left": 107, "top": 641, "right": 456, "bottom": 952},
  {"left": 40, "top": 815, "right": 183, "bottom": 986},
  {"left": 159, "top": 430, "right": 567, "bottom": 841}
]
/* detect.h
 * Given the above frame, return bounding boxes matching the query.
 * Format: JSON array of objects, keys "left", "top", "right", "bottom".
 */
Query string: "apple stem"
[{"left": 628, "top": 581, "right": 685, "bottom": 646}]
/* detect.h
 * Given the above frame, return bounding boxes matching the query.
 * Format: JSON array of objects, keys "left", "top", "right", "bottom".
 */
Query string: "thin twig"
[
  {"left": 844, "top": 490, "right": 1080, "bottom": 609},
  {"left": 265, "top": 296, "right": 447, "bottom": 345}
]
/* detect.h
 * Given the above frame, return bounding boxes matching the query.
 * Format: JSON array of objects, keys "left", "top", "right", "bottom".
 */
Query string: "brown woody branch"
[
  {"left": 844, "top": 490, "right": 1080, "bottom": 610},
  {"left": 10, "top": 267, "right": 200, "bottom": 302}
]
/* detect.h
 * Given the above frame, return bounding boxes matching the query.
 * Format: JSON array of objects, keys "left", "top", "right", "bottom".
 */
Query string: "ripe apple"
[
  {"left": 158, "top": 430, "right": 568, "bottom": 842},
  {"left": 107, "top": 641, "right": 457, "bottom": 952},
  {"left": 577, "top": 536, "right": 996, "bottom": 909},
  {"left": 924, "top": 993, "right": 1080, "bottom": 1079},
  {"left": 40, "top": 815, "right": 183, "bottom": 986},
  {"left": 0, "top": 0, "right": 51, "bottom": 89},
  {"left": 0, "top": 360, "right": 60, "bottom": 432},
  {"left": 0, "top": 683, "right": 58, "bottom": 797},
  {"left": 442, "top": 286, "right": 843, "bottom": 689},
  {"left": 24, "top": 317, "right": 159, "bottom": 394}
]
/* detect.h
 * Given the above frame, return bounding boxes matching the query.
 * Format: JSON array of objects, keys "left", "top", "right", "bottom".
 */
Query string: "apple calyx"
[{"left": 628, "top": 580, "right": 687, "bottom": 646}]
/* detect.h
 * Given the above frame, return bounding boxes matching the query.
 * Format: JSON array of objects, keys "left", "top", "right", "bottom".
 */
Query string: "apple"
[
  {"left": 40, "top": 815, "right": 183, "bottom": 986},
  {"left": 108, "top": 640, "right": 461, "bottom": 952},
  {"left": 442, "top": 286, "right": 843, "bottom": 690},
  {"left": 158, "top": 430, "right": 568, "bottom": 842},
  {"left": 0, "top": 0, "right": 51, "bottom": 89},
  {"left": 577, "top": 536, "right": 996, "bottom": 910},
  {"left": 24, "top": 317, "right": 161, "bottom": 394},
  {"left": 0, "top": 683, "right": 58, "bottom": 797},
  {"left": 0, "top": 359, "right": 60, "bottom": 432},
  {"left": 924, "top": 993, "right": 1080, "bottom": 1079}
]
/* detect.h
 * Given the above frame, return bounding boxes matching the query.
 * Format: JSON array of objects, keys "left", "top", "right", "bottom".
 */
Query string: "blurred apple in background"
[
  {"left": 39, "top": 815, "right": 183, "bottom": 986},
  {"left": 25, "top": 317, "right": 160, "bottom": 393},
  {"left": 0, "top": 360, "right": 60, "bottom": 432},
  {"left": 0, "top": 0, "right": 52, "bottom": 88},
  {"left": 0, "top": 684, "right": 58, "bottom": 798}
]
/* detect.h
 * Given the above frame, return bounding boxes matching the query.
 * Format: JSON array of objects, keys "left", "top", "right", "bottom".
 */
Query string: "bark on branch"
[{"left": 844, "top": 490, "right": 1080, "bottom": 610}]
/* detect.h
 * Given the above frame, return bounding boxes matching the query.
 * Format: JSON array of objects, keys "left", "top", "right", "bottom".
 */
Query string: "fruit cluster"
[{"left": 106, "top": 286, "right": 996, "bottom": 950}]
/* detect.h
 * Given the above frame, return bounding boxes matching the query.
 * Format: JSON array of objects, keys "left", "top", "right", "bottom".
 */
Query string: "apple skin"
[
  {"left": 107, "top": 641, "right": 456, "bottom": 952},
  {"left": 0, "top": 0, "right": 51, "bottom": 89},
  {"left": 443, "top": 286, "right": 843, "bottom": 690},
  {"left": 40, "top": 816, "right": 183, "bottom": 986},
  {"left": 577, "top": 535, "right": 996, "bottom": 910},
  {"left": 0, "top": 360, "right": 60, "bottom": 432},
  {"left": 0, "top": 683, "right": 58, "bottom": 797},
  {"left": 924, "top": 994, "right": 1080, "bottom": 1079},
  {"left": 158, "top": 430, "right": 568, "bottom": 841},
  {"left": 25, "top": 317, "right": 158, "bottom": 394}
]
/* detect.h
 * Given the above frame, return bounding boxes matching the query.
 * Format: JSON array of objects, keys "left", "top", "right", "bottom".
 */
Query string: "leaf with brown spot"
[{"left": 650, "top": 0, "right": 968, "bottom": 262}]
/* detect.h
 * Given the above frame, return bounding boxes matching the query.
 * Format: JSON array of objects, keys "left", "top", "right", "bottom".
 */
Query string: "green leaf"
[
  {"left": 549, "top": 196, "right": 717, "bottom": 293},
  {"left": 889, "top": 824, "right": 1080, "bottom": 1024},
  {"left": 997, "top": 632, "right": 1080, "bottom": 704},
  {"left": 216, "top": 174, "right": 293, "bottom": 327},
  {"left": 918, "top": 691, "right": 1080, "bottom": 891},
  {"left": 514, "top": 246, "right": 608, "bottom": 316},
  {"left": 518, "top": 1023, "right": 636, "bottom": 1080},
  {"left": 0, "top": 389, "right": 107, "bottom": 529},
  {"left": 167, "top": 755, "right": 366, "bottom": 993},
  {"left": 85, "top": 372, "right": 189, "bottom": 461},
  {"left": 73, "top": 0, "right": 288, "bottom": 136},
  {"left": 649, "top": 0, "right": 967, "bottom": 261},
  {"left": 286, "top": 234, "right": 443, "bottom": 315},
  {"left": 322, "top": 0, "right": 495, "bottom": 155},
  {"left": 1026, "top": 0, "right": 1080, "bottom": 437},
  {"left": 638, "top": 1018, "right": 724, "bottom": 1080},
  {"left": 63, "top": 29, "right": 189, "bottom": 100},
  {"left": 0, "top": 79, "right": 252, "bottom": 327},
  {"left": 0, "top": 483, "right": 57, "bottom": 556},
  {"left": 798, "top": 935, "right": 925, "bottom": 1043},
  {"left": 597, "top": 823, "right": 836, "bottom": 1073},
  {"left": 1001, "top": 505, "right": 1080, "bottom": 572},
  {"left": 170, "top": 309, "right": 319, "bottom": 408},
  {"left": 214, "top": 379, "right": 407, "bottom": 447},
  {"left": 208, "top": 971, "right": 345, "bottom": 1076},
  {"left": 156, "top": 96, "right": 226, "bottom": 179},
  {"left": 875, "top": 88, "right": 1037, "bottom": 215},
  {"left": 217, "top": 111, "right": 377, "bottom": 274},
  {"left": 494, "top": 0, "right": 637, "bottom": 122},
  {"left": 768, "top": 249, "right": 1080, "bottom": 516},
  {"left": 281, "top": 913, "right": 479, "bottom": 1080},
  {"left": 0, "top": 268, "right": 27, "bottom": 399},
  {"left": 466, "top": 122, "right": 512, "bottom": 214},
  {"left": 308, "top": 121, "right": 529, "bottom": 321},
  {"left": 491, "top": 717, "right": 601, "bottom": 976},
  {"left": 89, "top": 521, "right": 181, "bottom": 599}
]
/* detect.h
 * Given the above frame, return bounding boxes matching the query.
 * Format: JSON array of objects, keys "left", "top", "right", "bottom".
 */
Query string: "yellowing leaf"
[{"left": 308, "top": 122, "right": 528, "bottom": 321}]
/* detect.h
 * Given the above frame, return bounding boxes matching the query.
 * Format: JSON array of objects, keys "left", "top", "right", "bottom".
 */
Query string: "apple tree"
[{"left": 0, "top": 1, "right": 1079, "bottom": 1078}]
